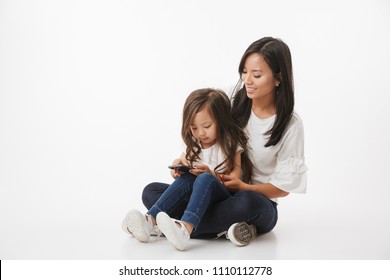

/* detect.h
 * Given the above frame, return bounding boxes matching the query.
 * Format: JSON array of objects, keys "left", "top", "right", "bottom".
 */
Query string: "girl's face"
[
  {"left": 190, "top": 107, "right": 217, "bottom": 149},
  {"left": 241, "top": 53, "right": 279, "bottom": 101}
]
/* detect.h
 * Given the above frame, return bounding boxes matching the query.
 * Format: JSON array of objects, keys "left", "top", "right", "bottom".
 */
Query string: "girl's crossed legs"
[{"left": 142, "top": 177, "right": 278, "bottom": 238}]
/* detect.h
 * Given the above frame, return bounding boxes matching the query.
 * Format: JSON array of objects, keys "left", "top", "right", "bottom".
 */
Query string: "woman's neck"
[{"left": 251, "top": 97, "right": 276, "bottom": 119}]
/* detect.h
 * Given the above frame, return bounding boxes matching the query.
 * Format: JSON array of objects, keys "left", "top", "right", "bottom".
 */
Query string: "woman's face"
[{"left": 241, "top": 53, "right": 279, "bottom": 101}]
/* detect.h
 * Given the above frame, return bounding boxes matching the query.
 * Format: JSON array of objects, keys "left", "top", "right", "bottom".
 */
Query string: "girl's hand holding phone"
[
  {"left": 189, "top": 163, "right": 211, "bottom": 175},
  {"left": 168, "top": 163, "right": 193, "bottom": 178}
]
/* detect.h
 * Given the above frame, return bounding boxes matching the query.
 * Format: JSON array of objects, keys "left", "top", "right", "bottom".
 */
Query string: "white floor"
[{"left": 1, "top": 191, "right": 389, "bottom": 260}]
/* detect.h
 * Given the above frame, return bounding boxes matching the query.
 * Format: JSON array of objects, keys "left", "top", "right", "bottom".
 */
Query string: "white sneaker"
[
  {"left": 122, "top": 209, "right": 160, "bottom": 242},
  {"left": 227, "top": 222, "right": 257, "bottom": 246},
  {"left": 156, "top": 212, "right": 190, "bottom": 251}
]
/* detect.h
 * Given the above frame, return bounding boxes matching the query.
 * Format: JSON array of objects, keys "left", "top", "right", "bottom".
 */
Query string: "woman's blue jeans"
[{"left": 143, "top": 173, "right": 278, "bottom": 238}]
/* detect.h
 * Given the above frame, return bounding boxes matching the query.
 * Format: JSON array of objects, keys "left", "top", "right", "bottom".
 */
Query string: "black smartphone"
[{"left": 168, "top": 164, "right": 194, "bottom": 173}]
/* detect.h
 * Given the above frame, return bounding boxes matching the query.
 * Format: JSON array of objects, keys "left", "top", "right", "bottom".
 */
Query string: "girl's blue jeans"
[{"left": 144, "top": 172, "right": 278, "bottom": 238}]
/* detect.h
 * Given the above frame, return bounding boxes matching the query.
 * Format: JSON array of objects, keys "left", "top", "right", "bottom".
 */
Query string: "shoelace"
[
  {"left": 151, "top": 225, "right": 162, "bottom": 239},
  {"left": 214, "top": 231, "right": 228, "bottom": 240},
  {"left": 146, "top": 215, "right": 163, "bottom": 240}
]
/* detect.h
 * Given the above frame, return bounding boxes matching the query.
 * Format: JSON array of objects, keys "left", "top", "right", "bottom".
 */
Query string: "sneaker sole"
[
  {"left": 228, "top": 222, "right": 256, "bottom": 246},
  {"left": 122, "top": 210, "right": 150, "bottom": 242},
  {"left": 156, "top": 212, "right": 186, "bottom": 251}
]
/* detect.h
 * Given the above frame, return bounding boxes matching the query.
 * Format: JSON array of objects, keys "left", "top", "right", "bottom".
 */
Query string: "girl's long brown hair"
[{"left": 182, "top": 88, "right": 253, "bottom": 183}]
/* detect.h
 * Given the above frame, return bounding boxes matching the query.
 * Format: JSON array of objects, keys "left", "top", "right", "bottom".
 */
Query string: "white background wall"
[{"left": 1, "top": 0, "right": 390, "bottom": 260}]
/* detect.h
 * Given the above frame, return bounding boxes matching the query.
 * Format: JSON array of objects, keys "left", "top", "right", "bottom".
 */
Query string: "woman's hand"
[{"left": 220, "top": 174, "right": 246, "bottom": 192}]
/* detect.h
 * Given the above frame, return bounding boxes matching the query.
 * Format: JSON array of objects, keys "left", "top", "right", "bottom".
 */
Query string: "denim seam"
[{"left": 148, "top": 175, "right": 195, "bottom": 217}]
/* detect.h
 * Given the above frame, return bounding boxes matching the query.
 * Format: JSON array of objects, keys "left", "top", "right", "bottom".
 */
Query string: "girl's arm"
[
  {"left": 170, "top": 153, "right": 190, "bottom": 165},
  {"left": 192, "top": 151, "right": 242, "bottom": 181},
  {"left": 221, "top": 175, "right": 289, "bottom": 199}
]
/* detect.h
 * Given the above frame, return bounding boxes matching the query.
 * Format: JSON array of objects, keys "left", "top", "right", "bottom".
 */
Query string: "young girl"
[{"left": 122, "top": 88, "right": 252, "bottom": 250}]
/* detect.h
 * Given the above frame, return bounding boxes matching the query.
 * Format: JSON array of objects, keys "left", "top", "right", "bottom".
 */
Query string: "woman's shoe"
[{"left": 227, "top": 222, "right": 257, "bottom": 246}]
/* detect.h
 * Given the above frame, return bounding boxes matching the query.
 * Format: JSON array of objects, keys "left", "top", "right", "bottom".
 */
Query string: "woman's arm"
[
  {"left": 226, "top": 151, "right": 242, "bottom": 179},
  {"left": 242, "top": 182, "right": 289, "bottom": 198},
  {"left": 221, "top": 174, "right": 289, "bottom": 199}
]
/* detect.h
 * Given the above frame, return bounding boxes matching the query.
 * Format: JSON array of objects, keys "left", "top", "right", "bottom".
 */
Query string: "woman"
[{"left": 141, "top": 37, "right": 307, "bottom": 247}]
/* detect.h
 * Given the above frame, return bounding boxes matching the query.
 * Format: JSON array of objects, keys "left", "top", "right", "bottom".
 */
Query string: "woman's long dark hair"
[
  {"left": 231, "top": 37, "right": 295, "bottom": 147},
  {"left": 182, "top": 88, "right": 253, "bottom": 183}
]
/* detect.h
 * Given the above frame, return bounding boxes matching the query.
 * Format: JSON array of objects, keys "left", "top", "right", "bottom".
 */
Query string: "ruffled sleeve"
[
  {"left": 269, "top": 114, "right": 308, "bottom": 193},
  {"left": 270, "top": 158, "right": 307, "bottom": 193}
]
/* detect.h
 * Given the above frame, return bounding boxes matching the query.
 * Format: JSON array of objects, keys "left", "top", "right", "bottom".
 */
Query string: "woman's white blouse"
[{"left": 246, "top": 111, "right": 307, "bottom": 194}]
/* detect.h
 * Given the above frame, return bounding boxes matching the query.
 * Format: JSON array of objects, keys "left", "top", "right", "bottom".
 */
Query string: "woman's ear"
[
  {"left": 277, "top": 72, "right": 282, "bottom": 82},
  {"left": 275, "top": 72, "right": 282, "bottom": 87}
]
